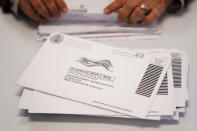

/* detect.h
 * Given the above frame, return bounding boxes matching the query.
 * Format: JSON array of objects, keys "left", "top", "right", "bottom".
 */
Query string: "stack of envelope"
[
  {"left": 38, "top": 0, "right": 161, "bottom": 41},
  {"left": 17, "top": 33, "right": 189, "bottom": 121}
]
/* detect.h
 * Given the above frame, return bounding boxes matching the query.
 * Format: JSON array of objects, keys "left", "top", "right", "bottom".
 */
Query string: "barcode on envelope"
[
  {"left": 157, "top": 73, "right": 168, "bottom": 95},
  {"left": 172, "top": 58, "right": 182, "bottom": 88},
  {"left": 135, "top": 64, "right": 163, "bottom": 97},
  {"left": 135, "top": 52, "right": 144, "bottom": 59}
]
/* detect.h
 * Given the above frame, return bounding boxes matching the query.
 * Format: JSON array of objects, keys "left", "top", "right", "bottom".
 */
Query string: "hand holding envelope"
[{"left": 38, "top": 0, "right": 161, "bottom": 41}]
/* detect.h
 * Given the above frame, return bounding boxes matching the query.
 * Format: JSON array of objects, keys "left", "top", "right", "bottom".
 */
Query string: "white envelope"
[
  {"left": 18, "top": 87, "right": 181, "bottom": 120},
  {"left": 18, "top": 52, "right": 175, "bottom": 121},
  {"left": 65, "top": 0, "right": 113, "bottom": 14},
  {"left": 17, "top": 33, "right": 169, "bottom": 118},
  {"left": 18, "top": 88, "right": 161, "bottom": 120},
  {"left": 170, "top": 49, "right": 187, "bottom": 107},
  {"left": 18, "top": 48, "right": 188, "bottom": 121},
  {"left": 18, "top": 64, "right": 176, "bottom": 117},
  {"left": 132, "top": 49, "right": 176, "bottom": 116},
  {"left": 18, "top": 50, "right": 177, "bottom": 122}
]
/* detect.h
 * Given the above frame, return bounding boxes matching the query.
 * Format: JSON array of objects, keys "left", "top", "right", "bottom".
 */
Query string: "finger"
[
  {"left": 55, "top": 0, "right": 68, "bottom": 13},
  {"left": 19, "top": 0, "right": 46, "bottom": 23},
  {"left": 104, "top": 0, "right": 126, "bottom": 14},
  {"left": 118, "top": 0, "right": 141, "bottom": 22},
  {"left": 42, "top": 0, "right": 60, "bottom": 18},
  {"left": 141, "top": 8, "right": 162, "bottom": 24},
  {"left": 128, "top": 6, "right": 145, "bottom": 24},
  {"left": 30, "top": 0, "right": 52, "bottom": 20}
]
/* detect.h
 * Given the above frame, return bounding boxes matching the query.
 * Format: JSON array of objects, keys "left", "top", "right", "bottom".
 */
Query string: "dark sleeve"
[
  {"left": 184, "top": 0, "right": 190, "bottom": 7},
  {"left": 168, "top": 0, "right": 191, "bottom": 13},
  {"left": 0, "top": 0, "right": 12, "bottom": 13}
]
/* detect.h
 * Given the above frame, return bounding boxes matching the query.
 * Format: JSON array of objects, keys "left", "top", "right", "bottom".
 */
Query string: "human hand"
[
  {"left": 104, "top": 0, "right": 174, "bottom": 24},
  {"left": 19, "top": 0, "right": 68, "bottom": 23}
]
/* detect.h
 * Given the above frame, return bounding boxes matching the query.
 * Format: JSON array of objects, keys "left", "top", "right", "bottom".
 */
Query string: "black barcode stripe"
[
  {"left": 159, "top": 84, "right": 168, "bottom": 87},
  {"left": 136, "top": 64, "right": 163, "bottom": 97},
  {"left": 157, "top": 73, "right": 168, "bottom": 95},
  {"left": 172, "top": 60, "right": 181, "bottom": 63},
  {"left": 138, "top": 83, "right": 156, "bottom": 94},
  {"left": 172, "top": 61, "right": 181, "bottom": 64},
  {"left": 142, "top": 67, "right": 163, "bottom": 79},
  {"left": 137, "top": 72, "right": 163, "bottom": 88},
  {"left": 135, "top": 52, "right": 144, "bottom": 59},
  {"left": 160, "top": 85, "right": 168, "bottom": 88},
  {"left": 173, "top": 68, "right": 181, "bottom": 71},
  {"left": 136, "top": 66, "right": 162, "bottom": 90},
  {"left": 139, "top": 68, "right": 163, "bottom": 83},
  {"left": 140, "top": 70, "right": 161, "bottom": 81},
  {"left": 174, "top": 76, "right": 181, "bottom": 79},
  {"left": 137, "top": 78, "right": 159, "bottom": 92},
  {"left": 144, "top": 64, "right": 161, "bottom": 72},
  {"left": 172, "top": 57, "right": 182, "bottom": 88},
  {"left": 140, "top": 69, "right": 163, "bottom": 83},
  {"left": 136, "top": 81, "right": 158, "bottom": 94},
  {"left": 174, "top": 84, "right": 181, "bottom": 86}
]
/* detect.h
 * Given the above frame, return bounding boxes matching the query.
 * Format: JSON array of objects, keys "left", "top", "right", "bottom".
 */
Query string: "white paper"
[
  {"left": 170, "top": 49, "right": 187, "bottom": 107},
  {"left": 17, "top": 33, "right": 169, "bottom": 118},
  {"left": 17, "top": 88, "right": 33, "bottom": 109},
  {"left": 18, "top": 88, "right": 160, "bottom": 120},
  {"left": 65, "top": 0, "right": 113, "bottom": 14}
]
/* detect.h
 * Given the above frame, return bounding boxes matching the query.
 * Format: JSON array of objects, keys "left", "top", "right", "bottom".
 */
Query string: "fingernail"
[
  {"left": 63, "top": 8, "right": 68, "bottom": 13},
  {"left": 104, "top": 9, "right": 110, "bottom": 14}
]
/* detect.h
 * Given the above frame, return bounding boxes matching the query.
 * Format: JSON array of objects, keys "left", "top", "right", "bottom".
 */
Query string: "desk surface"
[{"left": 0, "top": 1, "right": 197, "bottom": 131}]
